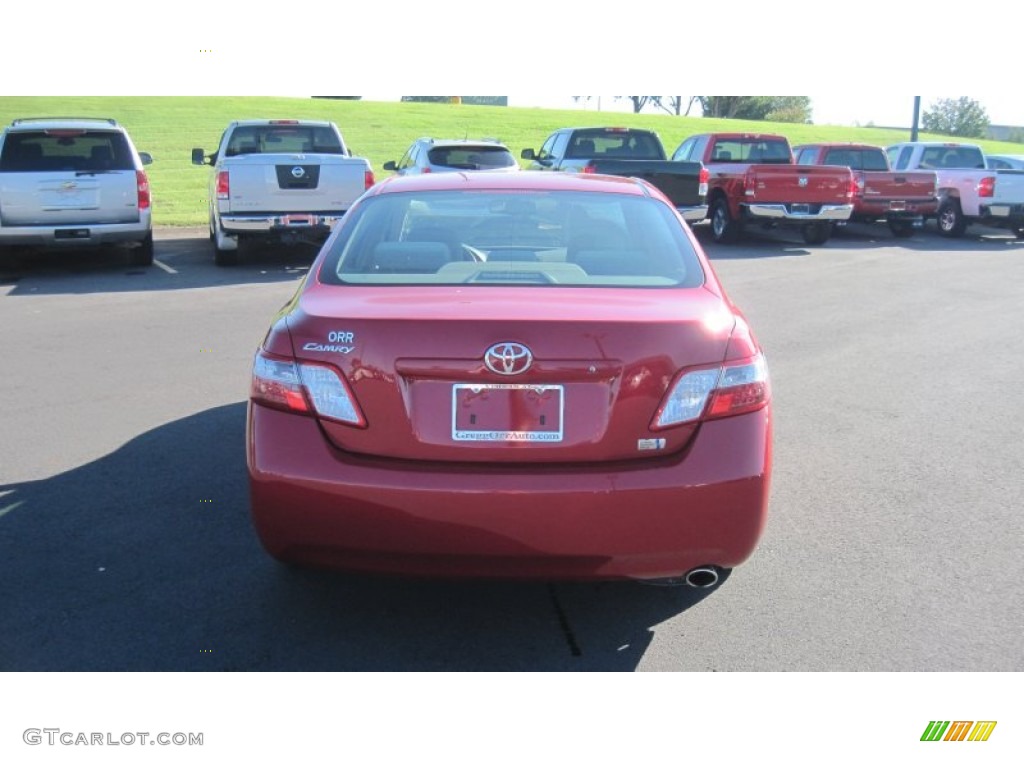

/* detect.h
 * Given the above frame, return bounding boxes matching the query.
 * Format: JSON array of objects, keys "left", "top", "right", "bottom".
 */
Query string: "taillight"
[
  {"left": 698, "top": 166, "right": 709, "bottom": 196},
  {"left": 136, "top": 171, "right": 150, "bottom": 210},
  {"left": 364, "top": 170, "right": 375, "bottom": 189},
  {"left": 421, "top": 167, "right": 432, "bottom": 174},
  {"left": 582, "top": 164, "right": 597, "bottom": 174},
  {"left": 977, "top": 176, "right": 995, "bottom": 198},
  {"left": 853, "top": 174, "right": 865, "bottom": 198},
  {"left": 216, "top": 171, "right": 230, "bottom": 200},
  {"left": 743, "top": 170, "right": 756, "bottom": 197},
  {"left": 251, "top": 350, "right": 365, "bottom": 427},
  {"left": 652, "top": 353, "right": 770, "bottom": 429}
]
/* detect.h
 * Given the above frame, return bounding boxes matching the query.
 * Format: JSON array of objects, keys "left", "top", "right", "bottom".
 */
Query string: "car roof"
[
  {"left": 231, "top": 119, "right": 335, "bottom": 128},
  {"left": 987, "top": 154, "right": 1024, "bottom": 160},
  {"left": 416, "top": 138, "right": 509, "bottom": 148},
  {"left": 370, "top": 169, "right": 655, "bottom": 197},
  {"left": 6, "top": 117, "right": 123, "bottom": 132},
  {"left": 796, "top": 142, "right": 882, "bottom": 150}
]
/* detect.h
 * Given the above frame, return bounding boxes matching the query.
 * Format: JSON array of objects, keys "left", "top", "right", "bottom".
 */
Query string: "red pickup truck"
[
  {"left": 671, "top": 133, "right": 855, "bottom": 244},
  {"left": 792, "top": 143, "right": 938, "bottom": 237}
]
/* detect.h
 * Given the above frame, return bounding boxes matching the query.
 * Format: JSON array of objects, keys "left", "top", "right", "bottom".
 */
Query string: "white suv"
[
  {"left": 0, "top": 117, "right": 154, "bottom": 265},
  {"left": 383, "top": 138, "right": 519, "bottom": 175}
]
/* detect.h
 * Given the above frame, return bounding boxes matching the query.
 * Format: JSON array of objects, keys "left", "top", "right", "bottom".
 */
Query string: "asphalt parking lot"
[{"left": 1, "top": 222, "right": 1022, "bottom": 671}]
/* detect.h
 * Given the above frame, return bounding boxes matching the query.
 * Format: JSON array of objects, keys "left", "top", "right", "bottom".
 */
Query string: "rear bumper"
[
  {"left": 979, "top": 203, "right": 1024, "bottom": 227},
  {"left": 247, "top": 402, "right": 772, "bottom": 581},
  {"left": 0, "top": 218, "right": 150, "bottom": 247},
  {"left": 677, "top": 204, "right": 709, "bottom": 222},
  {"left": 220, "top": 212, "right": 344, "bottom": 236},
  {"left": 854, "top": 199, "right": 939, "bottom": 219},
  {"left": 743, "top": 203, "right": 853, "bottom": 221}
]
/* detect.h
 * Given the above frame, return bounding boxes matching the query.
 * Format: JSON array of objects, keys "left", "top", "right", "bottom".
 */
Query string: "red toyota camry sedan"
[{"left": 247, "top": 171, "right": 772, "bottom": 586}]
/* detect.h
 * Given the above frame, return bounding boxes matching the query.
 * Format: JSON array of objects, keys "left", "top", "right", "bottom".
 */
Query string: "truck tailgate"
[
  {"left": 748, "top": 164, "right": 851, "bottom": 204},
  {"left": 589, "top": 160, "right": 704, "bottom": 208},
  {"left": 861, "top": 171, "right": 936, "bottom": 202},
  {"left": 223, "top": 154, "right": 366, "bottom": 213}
]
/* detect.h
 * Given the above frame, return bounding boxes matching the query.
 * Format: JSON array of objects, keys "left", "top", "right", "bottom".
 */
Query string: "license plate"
[
  {"left": 791, "top": 204, "right": 810, "bottom": 215},
  {"left": 889, "top": 201, "right": 907, "bottom": 211},
  {"left": 281, "top": 214, "right": 314, "bottom": 226},
  {"left": 452, "top": 383, "right": 563, "bottom": 442},
  {"left": 990, "top": 205, "right": 1010, "bottom": 217}
]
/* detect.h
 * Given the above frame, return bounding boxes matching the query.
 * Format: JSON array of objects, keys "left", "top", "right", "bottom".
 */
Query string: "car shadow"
[
  {"left": 0, "top": 229, "right": 319, "bottom": 295},
  {"left": 0, "top": 403, "right": 720, "bottom": 671}
]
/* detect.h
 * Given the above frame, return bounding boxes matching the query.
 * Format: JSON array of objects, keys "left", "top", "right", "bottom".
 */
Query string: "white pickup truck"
[
  {"left": 886, "top": 142, "right": 990, "bottom": 237},
  {"left": 979, "top": 170, "right": 1024, "bottom": 238},
  {"left": 193, "top": 119, "right": 374, "bottom": 265}
]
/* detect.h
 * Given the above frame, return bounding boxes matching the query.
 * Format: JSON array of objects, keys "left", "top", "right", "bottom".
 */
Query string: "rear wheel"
[
  {"left": 211, "top": 216, "right": 240, "bottom": 266},
  {"left": 710, "top": 198, "right": 740, "bottom": 243},
  {"left": 888, "top": 219, "right": 915, "bottom": 238},
  {"left": 801, "top": 221, "right": 832, "bottom": 245},
  {"left": 936, "top": 199, "right": 967, "bottom": 237},
  {"left": 1014, "top": 227, "right": 1024, "bottom": 239},
  {"left": 129, "top": 232, "right": 154, "bottom": 267}
]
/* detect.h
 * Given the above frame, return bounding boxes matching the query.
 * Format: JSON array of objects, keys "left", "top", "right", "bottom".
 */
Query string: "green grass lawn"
[{"left": 2, "top": 96, "right": 1021, "bottom": 227}]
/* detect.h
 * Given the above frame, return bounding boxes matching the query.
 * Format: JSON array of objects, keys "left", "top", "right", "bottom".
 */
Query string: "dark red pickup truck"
[
  {"left": 671, "top": 133, "right": 855, "bottom": 244},
  {"left": 792, "top": 143, "right": 938, "bottom": 237}
]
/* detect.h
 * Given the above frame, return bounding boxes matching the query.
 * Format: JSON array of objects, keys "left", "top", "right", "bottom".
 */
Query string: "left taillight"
[
  {"left": 136, "top": 171, "right": 150, "bottom": 209},
  {"left": 651, "top": 352, "right": 770, "bottom": 430},
  {"left": 698, "top": 166, "right": 709, "bottom": 196},
  {"left": 977, "top": 176, "right": 995, "bottom": 198},
  {"left": 251, "top": 350, "right": 366, "bottom": 427},
  {"left": 216, "top": 171, "right": 230, "bottom": 200},
  {"left": 364, "top": 170, "right": 375, "bottom": 190}
]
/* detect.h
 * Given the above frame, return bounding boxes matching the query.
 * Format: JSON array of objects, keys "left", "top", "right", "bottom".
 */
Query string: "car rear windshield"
[
  {"left": 822, "top": 148, "right": 889, "bottom": 171},
  {"left": 321, "top": 190, "right": 704, "bottom": 288},
  {"left": 709, "top": 138, "right": 791, "bottom": 164},
  {"left": 565, "top": 130, "right": 665, "bottom": 160},
  {"left": 0, "top": 130, "right": 134, "bottom": 172},
  {"left": 224, "top": 125, "right": 343, "bottom": 156},
  {"left": 918, "top": 146, "right": 987, "bottom": 170},
  {"left": 427, "top": 146, "right": 516, "bottom": 169}
]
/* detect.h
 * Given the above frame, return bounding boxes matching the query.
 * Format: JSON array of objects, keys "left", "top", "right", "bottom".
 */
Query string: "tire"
[
  {"left": 211, "top": 216, "right": 240, "bottom": 266},
  {"left": 1014, "top": 227, "right": 1024, "bottom": 239},
  {"left": 801, "top": 221, "right": 832, "bottom": 245},
  {"left": 936, "top": 199, "right": 967, "bottom": 238},
  {"left": 888, "top": 220, "right": 915, "bottom": 238},
  {"left": 710, "top": 198, "right": 740, "bottom": 243},
  {"left": 130, "top": 232, "right": 154, "bottom": 267}
]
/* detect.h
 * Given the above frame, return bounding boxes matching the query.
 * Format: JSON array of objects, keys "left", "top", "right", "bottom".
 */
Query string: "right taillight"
[
  {"left": 136, "top": 171, "right": 150, "bottom": 209},
  {"left": 698, "top": 166, "right": 709, "bottom": 196},
  {"left": 978, "top": 176, "right": 995, "bottom": 198},
  {"left": 364, "top": 170, "right": 375, "bottom": 189},
  {"left": 582, "top": 164, "right": 597, "bottom": 174},
  {"left": 251, "top": 350, "right": 365, "bottom": 427},
  {"left": 652, "top": 352, "right": 770, "bottom": 430},
  {"left": 743, "top": 169, "right": 756, "bottom": 197},
  {"left": 216, "top": 171, "right": 230, "bottom": 200}
]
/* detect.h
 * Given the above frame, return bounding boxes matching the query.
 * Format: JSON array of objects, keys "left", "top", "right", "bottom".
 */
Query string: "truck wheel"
[
  {"left": 211, "top": 217, "right": 240, "bottom": 266},
  {"left": 1014, "top": 227, "right": 1024, "bottom": 239},
  {"left": 130, "top": 232, "right": 154, "bottom": 267},
  {"left": 888, "top": 220, "right": 915, "bottom": 238},
  {"left": 801, "top": 221, "right": 832, "bottom": 245},
  {"left": 936, "top": 199, "right": 967, "bottom": 238},
  {"left": 710, "top": 198, "right": 740, "bottom": 243}
]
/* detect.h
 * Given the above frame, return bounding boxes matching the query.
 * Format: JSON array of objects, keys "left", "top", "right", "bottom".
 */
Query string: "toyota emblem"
[
  {"left": 798, "top": 176, "right": 808, "bottom": 187},
  {"left": 484, "top": 342, "right": 533, "bottom": 376},
  {"left": 291, "top": 166, "right": 306, "bottom": 178}
]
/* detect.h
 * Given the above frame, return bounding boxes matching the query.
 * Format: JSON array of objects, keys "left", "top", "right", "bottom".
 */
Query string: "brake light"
[
  {"left": 652, "top": 353, "right": 769, "bottom": 429},
  {"left": 977, "top": 176, "right": 995, "bottom": 198},
  {"left": 364, "top": 170, "right": 375, "bottom": 189},
  {"left": 216, "top": 171, "right": 230, "bottom": 199},
  {"left": 744, "top": 169, "right": 757, "bottom": 197},
  {"left": 421, "top": 167, "right": 432, "bottom": 173},
  {"left": 698, "top": 166, "right": 709, "bottom": 196},
  {"left": 269, "top": 120, "right": 299, "bottom": 125},
  {"left": 251, "top": 350, "right": 365, "bottom": 426},
  {"left": 582, "top": 164, "right": 597, "bottom": 174},
  {"left": 850, "top": 173, "right": 861, "bottom": 199},
  {"left": 136, "top": 171, "right": 150, "bottom": 209},
  {"left": 43, "top": 129, "right": 85, "bottom": 137}
]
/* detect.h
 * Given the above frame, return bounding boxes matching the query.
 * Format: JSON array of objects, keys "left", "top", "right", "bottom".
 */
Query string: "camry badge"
[
  {"left": 484, "top": 342, "right": 533, "bottom": 376},
  {"left": 291, "top": 166, "right": 306, "bottom": 178}
]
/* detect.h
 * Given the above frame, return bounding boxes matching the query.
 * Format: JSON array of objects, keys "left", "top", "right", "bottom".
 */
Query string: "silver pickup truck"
[
  {"left": 979, "top": 170, "right": 1024, "bottom": 238},
  {"left": 193, "top": 119, "right": 374, "bottom": 265}
]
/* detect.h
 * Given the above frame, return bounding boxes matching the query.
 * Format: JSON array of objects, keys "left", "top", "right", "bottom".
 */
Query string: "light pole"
[{"left": 911, "top": 97, "right": 921, "bottom": 141}]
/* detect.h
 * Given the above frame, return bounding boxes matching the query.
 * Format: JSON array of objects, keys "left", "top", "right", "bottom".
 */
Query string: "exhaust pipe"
[{"left": 684, "top": 566, "right": 721, "bottom": 588}]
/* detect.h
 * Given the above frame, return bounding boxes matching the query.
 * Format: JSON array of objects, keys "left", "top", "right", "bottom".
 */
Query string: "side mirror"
[
  {"left": 520, "top": 148, "right": 536, "bottom": 160},
  {"left": 138, "top": 152, "right": 153, "bottom": 166},
  {"left": 382, "top": 160, "right": 397, "bottom": 171},
  {"left": 191, "top": 148, "right": 207, "bottom": 166}
]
